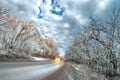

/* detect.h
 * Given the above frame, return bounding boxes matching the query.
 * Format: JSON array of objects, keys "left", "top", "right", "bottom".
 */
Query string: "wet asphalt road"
[{"left": 0, "top": 61, "right": 64, "bottom": 80}]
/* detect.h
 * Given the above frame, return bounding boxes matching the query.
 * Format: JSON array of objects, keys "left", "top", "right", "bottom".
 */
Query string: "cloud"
[
  {"left": 1, "top": 0, "right": 41, "bottom": 21},
  {"left": 1, "top": 0, "right": 114, "bottom": 53}
]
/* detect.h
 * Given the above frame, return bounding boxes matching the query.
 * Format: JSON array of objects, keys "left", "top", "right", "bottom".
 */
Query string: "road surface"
[
  {"left": 43, "top": 63, "right": 74, "bottom": 80},
  {"left": 0, "top": 61, "right": 66, "bottom": 80}
]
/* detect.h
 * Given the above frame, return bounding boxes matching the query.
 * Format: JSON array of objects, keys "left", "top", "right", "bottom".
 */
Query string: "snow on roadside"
[
  {"left": 68, "top": 63, "right": 108, "bottom": 80},
  {"left": 32, "top": 57, "right": 49, "bottom": 61}
]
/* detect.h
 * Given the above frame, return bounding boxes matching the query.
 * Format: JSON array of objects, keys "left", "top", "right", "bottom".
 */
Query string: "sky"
[{"left": 1, "top": 0, "right": 118, "bottom": 54}]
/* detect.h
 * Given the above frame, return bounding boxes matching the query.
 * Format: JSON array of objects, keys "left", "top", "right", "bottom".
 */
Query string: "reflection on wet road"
[{"left": 0, "top": 61, "right": 64, "bottom": 80}]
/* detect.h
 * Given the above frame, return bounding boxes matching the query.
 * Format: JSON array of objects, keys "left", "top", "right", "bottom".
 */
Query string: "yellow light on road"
[{"left": 54, "top": 58, "right": 61, "bottom": 64}]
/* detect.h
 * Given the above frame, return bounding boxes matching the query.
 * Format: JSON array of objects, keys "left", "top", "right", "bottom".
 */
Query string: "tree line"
[
  {"left": 65, "top": 4, "right": 120, "bottom": 78},
  {"left": 0, "top": 4, "right": 59, "bottom": 61}
]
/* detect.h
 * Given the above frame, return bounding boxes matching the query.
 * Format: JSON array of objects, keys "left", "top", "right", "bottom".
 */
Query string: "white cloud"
[
  {"left": 63, "top": 23, "right": 70, "bottom": 28},
  {"left": 96, "top": 0, "right": 111, "bottom": 14}
]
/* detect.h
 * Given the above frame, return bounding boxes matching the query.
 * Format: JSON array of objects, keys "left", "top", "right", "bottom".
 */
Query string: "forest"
[
  {"left": 65, "top": 4, "right": 120, "bottom": 79},
  {"left": 0, "top": 4, "right": 59, "bottom": 61}
]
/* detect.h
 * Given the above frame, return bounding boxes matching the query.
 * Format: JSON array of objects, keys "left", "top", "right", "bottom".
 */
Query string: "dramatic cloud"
[{"left": 1, "top": 0, "right": 115, "bottom": 54}]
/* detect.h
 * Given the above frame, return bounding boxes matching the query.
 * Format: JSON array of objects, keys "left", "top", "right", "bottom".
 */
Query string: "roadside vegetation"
[
  {"left": 0, "top": 4, "right": 59, "bottom": 61},
  {"left": 65, "top": 4, "right": 120, "bottom": 80}
]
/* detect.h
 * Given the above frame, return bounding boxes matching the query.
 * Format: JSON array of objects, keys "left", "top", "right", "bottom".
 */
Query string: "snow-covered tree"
[
  {"left": 0, "top": 4, "right": 59, "bottom": 60},
  {"left": 65, "top": 5, "right": 120, "bottom": 77}
]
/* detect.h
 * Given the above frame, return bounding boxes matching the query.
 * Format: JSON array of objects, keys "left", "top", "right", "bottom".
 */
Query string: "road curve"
[
  {"left": 0, "top": 61, "right": 64, "bottom": 80},
  {"left": 43, "top": 63, "right": 74, "bottom": 80}
]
